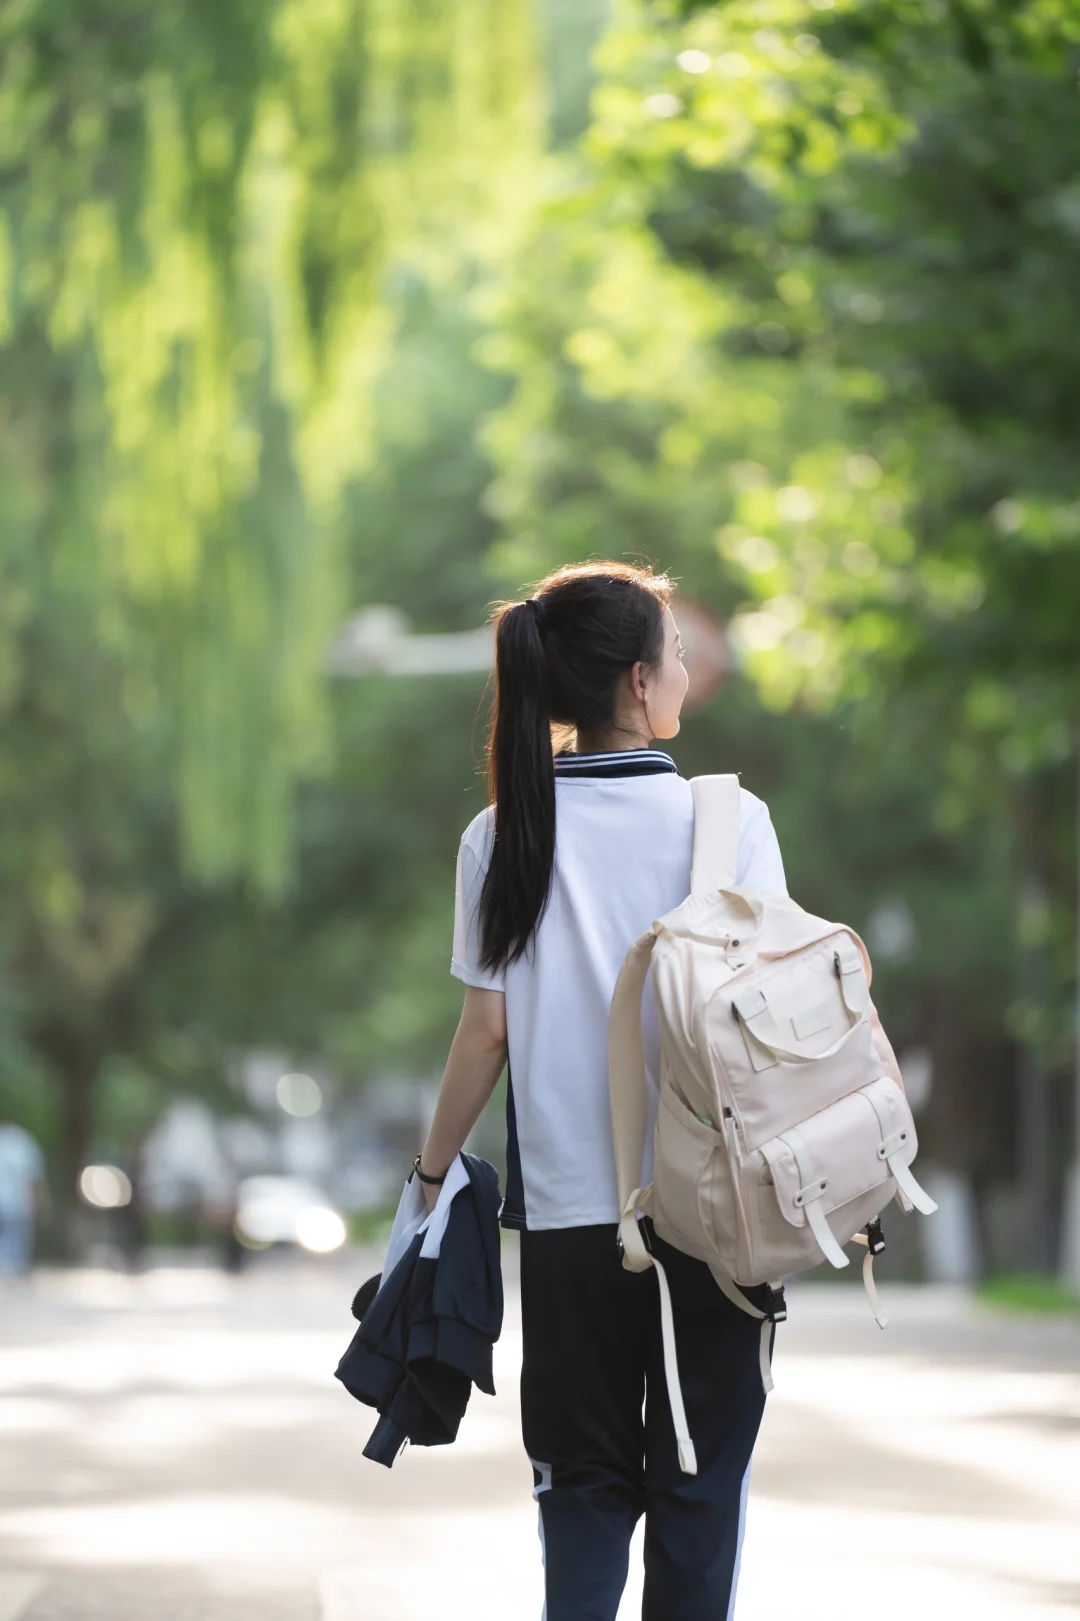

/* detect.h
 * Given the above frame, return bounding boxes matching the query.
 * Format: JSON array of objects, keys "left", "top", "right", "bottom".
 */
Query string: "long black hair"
[{"left": 478, "top": 561, "right": 671, "bottom": 973}]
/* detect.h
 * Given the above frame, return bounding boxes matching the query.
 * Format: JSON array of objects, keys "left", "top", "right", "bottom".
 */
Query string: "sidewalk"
[{"left": 0, "top": 1261, "right": 1077, "bottom": 1620}]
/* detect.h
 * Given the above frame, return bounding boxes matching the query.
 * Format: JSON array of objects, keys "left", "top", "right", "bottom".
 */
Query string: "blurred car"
[{"left": 234, "top": 1175, "right": 348, "bottom": 1255}]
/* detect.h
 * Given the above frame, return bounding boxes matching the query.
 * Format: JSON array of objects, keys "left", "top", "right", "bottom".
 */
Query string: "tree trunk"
[{"left": 35, "top": 1021, "right": 100, "bottom": 1261}]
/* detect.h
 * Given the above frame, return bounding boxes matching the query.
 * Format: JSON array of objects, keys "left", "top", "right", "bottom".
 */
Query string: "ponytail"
[
  {"left": 479, "top": 599, "right": 555, "bottom": 972},
  {"left": 478, "top": 562, "right": 671, "bottom": 974}
]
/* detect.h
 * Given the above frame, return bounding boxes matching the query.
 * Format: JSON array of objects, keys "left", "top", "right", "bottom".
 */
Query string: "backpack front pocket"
[
  {"left": 707, "top": 937, "right": 880, "bottom": 1152},
  {"left": 743, "top": 1076, "right": 914, "bottom": 1279}
]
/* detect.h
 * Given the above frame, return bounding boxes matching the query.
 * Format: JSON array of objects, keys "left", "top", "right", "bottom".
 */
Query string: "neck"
[{"left": 575, "top": 725, "right": 654, "bottom": 755}]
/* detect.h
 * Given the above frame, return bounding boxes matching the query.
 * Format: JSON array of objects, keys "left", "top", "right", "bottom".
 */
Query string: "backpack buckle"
[
  {"left": 762, "top": 1283, "right": 787, "bottom": 1323},
  {"left": 864, "top": 1218, "right": 886, "bottom": 1256}
]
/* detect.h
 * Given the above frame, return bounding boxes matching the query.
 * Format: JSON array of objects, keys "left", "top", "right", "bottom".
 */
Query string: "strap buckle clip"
[
  {"left": 864, "top": 1218, "right": 886, "bottom": 1256},
  {"left": 762, "top": 1282, "right": 787, "bottom": 1323}
]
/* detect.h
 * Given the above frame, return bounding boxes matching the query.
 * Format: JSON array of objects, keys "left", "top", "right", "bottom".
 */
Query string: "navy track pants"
[{"left": 519, "top": 1221, "right": 773, "bottom": 1621}]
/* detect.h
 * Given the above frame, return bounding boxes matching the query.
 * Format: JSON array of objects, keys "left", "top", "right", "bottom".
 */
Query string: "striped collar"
[{"left": 554, "top": 748, "right": 679, "bottom": 779}]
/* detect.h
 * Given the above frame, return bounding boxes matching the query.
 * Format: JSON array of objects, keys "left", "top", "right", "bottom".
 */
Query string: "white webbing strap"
[
  {"left": 609, "top": 930, "right": 660, "bottom": 1229},
  {"left": 655, "top": 1252, "right": 777, "bottom": 1472},
  {"left": 609, "top": 946, "right": 694, "bottom": 1478},
  {"left": 852, "top": 1232, "right": 889, "bottom": 1329},
  {"left": 618, "top": 1189, "right": 652, "bottom": 1273},
  {"left": 733, "top": 983, "right": 865, "bottom": 1069},
  {"left": 651, "top": 1254, "right": 697, "bottom": 1475},
  {"left": 834, "top": 941, "right": 871, "bottom": 1020},
  {"left": 888, "top": 1157, "right": 937, "bottom": 1215},
  {"left": 759, "top": 1319, "right": 774, "bottom": 1393},
  {"left": 730, "top": 987, "right": 782, "bottom": 1073},
  {"left": 708, "top": 1263, "right": 778, "bottom": 1395},
  {"left": 610, "top": 941, "right": 697, "bottom": 1474},
  {"left": 780, "top": 1126, "right": 850, "bottom": 1269},
  {"left": 862, "top": 1087, "right": 939, "bottom": 1217},
  {"left": 803, "top": 1197, "right": 849, "bottom": 1270},
  {"left": 689, "top": 774, "right": 742, "bottom": 896},
  {"left": 608, "top": 777, "right": 763, "bottom": 1477},
  {"left": 610, "top": 773, "right": 744, "bottom": 1216},
  {"left": 619, "top": 1196, "right": 700, "bottom": 1473}
]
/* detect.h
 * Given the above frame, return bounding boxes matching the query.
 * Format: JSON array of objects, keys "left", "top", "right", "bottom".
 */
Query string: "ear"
[{"left": 629, "top": 661, "right": 648, "bottom": 704}]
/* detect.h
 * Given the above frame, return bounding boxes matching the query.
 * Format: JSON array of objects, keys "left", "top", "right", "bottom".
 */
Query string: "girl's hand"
[{"left": 422, "top": 1177, "right": 441, "bottom": 1215}]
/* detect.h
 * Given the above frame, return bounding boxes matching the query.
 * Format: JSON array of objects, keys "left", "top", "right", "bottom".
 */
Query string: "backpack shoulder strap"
[
  {"left": 609, "top": 773, "right": 741, "bottom": 1244},
  {"left": 689, "top": 774, "right": 741, "bottom": 895},
  {"left": 608, "top": 928, "right": 658, "bottom": 1270}
]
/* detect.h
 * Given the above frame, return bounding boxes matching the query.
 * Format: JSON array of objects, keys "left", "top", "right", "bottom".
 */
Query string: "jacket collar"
[{"left": 554, "top": 748, "right": 678, "bottom": 780}]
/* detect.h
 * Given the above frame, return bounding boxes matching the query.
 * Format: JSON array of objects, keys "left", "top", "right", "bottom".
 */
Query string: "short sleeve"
[
  {"left": 451, "top": 825, "right": 506, "bottom": 992},
  {"left": 736, "top": 797, "right": 788, "bottom": 896}
]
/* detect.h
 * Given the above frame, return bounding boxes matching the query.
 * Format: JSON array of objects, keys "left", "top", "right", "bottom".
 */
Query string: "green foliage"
[
  {"left": 491, "top": 0, "right": 1080, "bottom": 741},
  {"left": 977, "top": 1274, "right": 1080, "bottom": 1315},
  {"left": 0, "top": 257, "right": 504, "bottom": 1241},
  {"left": 1, "top": 0, "right": 1077, "bottom": 1271},
  {"left": 480, "top": 0, "right": 1080, "bottom": 1192},
  {"left": 0, "top": 0, "right": 539, "bottom": 887},
  {"left": 0, "top": 4, "right": 537, "bottom": 1239}
]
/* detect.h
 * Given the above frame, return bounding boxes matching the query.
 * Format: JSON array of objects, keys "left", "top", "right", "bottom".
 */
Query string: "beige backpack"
[{"left": 608, "top": 775, "right": 937, "bottom": 1474}]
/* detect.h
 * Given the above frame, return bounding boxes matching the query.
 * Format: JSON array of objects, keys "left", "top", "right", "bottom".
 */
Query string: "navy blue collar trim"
[{"left": 554, "top": 749, "right": 678, "bottom": 780}]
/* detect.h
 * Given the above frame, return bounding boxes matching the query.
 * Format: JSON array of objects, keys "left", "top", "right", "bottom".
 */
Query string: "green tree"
[
  {"left": 0, "top": 0, "right": 539, "bottom": 886},
  {"left": 482, "top": 0, "right": 1080, "bottom": 1257},
  {"left": 0, "top": 3, "right": 540, "bottom": 1238},
  {"left": 1, "top": 265, "right": 508, "bottom": 1245}
]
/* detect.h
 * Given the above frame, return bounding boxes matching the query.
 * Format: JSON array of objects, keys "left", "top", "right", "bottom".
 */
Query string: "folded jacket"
[{"left": 335, "top": 1151, "right": 503, "bottom": 1466}]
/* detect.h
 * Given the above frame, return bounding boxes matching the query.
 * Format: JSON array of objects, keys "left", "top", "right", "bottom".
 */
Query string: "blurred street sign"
[
  {"left": 329, "top": 606, "right": 493, "bottom": 676},
  {"left": 330, "top": 597, "right": 730, "bottom": 703}
]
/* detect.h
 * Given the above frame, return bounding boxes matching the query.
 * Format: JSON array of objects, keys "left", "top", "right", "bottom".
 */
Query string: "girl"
[{"left": 416, "top": 561, "right": 786, "bottom": 1621}]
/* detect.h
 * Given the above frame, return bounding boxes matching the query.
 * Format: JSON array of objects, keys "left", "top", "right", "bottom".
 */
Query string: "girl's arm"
[{"left": 418, "top": 986, "right": 508, "bottom": 1210}]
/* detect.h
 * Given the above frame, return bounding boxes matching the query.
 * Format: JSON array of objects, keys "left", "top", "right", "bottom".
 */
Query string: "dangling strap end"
[
  {"left": 759, "top": 1317, "right": 775, "bottom": 1394},
  {"left": 804, "top": 1195, "right": 850, "bottom": 1269},
  {"left": 653, "top": 1256, "right": 699, "bottom": 1475},
  {"left": 890, "top": 1157, "right": 938, "bottom": 1217},
  {"left": 862, "top": 1249, "right": 889, "bottom": 1330}
]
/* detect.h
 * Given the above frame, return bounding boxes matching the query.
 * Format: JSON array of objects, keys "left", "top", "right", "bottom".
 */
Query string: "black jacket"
[{"left": 335, "top": 1153, "right": 503, "bottom": 1466}]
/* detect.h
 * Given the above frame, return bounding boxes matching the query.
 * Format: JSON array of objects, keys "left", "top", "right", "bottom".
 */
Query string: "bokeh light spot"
[
  {"left": 275, "top": 1073, "right": 323, "bottom": 1117},
  {"left": 294, "top": 1206, "right": 347, "bottom": 1253},
  {"left": 79, "top": 1165, "right": 133, "bottom": 1209}
]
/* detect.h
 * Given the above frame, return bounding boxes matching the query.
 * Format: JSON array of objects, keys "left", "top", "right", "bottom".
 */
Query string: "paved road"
[{"left": 1, "top": 1252, "right": 1078, "bottom": 1621}]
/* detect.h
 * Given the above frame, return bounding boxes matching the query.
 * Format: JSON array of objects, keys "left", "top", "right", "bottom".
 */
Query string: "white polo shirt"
[{"left": 451, "top": 749, "right": 787, "bottom": 1232}]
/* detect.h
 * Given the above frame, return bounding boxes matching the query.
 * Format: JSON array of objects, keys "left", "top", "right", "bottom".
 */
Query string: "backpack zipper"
[{"left": 722, "top": 1105, "right": 744, "bottom": 1154}]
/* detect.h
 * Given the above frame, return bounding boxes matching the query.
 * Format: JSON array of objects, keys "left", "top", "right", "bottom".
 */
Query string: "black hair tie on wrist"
[{"left": 412, "top": 1154, "right": 446, "bottom": 1186}]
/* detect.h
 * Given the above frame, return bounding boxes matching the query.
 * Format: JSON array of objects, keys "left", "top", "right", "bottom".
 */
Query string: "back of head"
[{"left": 479, "top": 561, "right": 672, "bottom": 973}]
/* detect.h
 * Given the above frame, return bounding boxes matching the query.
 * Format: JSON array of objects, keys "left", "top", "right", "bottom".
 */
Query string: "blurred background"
[{"left": 1, "top": 1, "right": 1079, "bottom": 1618}]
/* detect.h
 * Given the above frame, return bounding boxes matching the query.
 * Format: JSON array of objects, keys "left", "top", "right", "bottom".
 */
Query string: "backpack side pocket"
[{"left": 651, "top": 1084, "right": 742, "bottom": 1275}]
